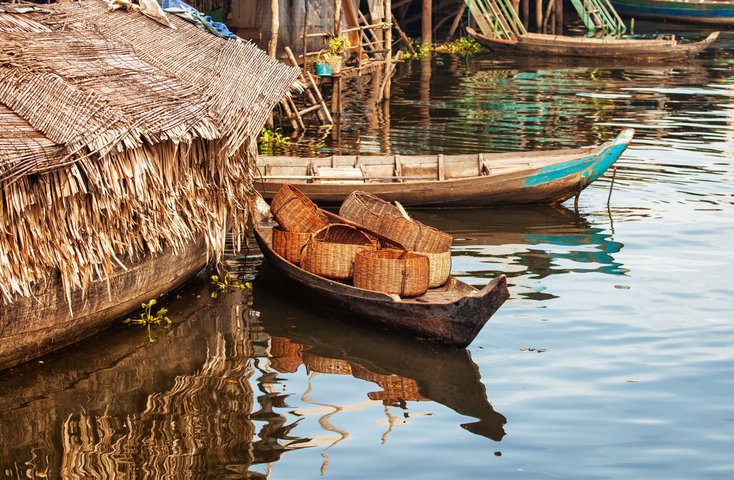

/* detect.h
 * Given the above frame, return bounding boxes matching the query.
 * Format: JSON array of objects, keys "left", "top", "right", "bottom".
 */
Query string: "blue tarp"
[{"left": 160, "top": 0, "right": 237, "bottom": 39}]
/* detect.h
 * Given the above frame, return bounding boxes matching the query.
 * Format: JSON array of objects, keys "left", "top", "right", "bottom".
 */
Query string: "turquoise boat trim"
[{"left": 524, "top": 129, "right": 632, "bottom": 188}]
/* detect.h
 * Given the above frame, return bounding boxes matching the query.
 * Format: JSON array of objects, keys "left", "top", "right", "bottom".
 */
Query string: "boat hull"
[
  {"left": 467, "top": 28, "right": 719, "bottom": 60},
  {"left": 254, "top": 225, "right": 508, "bottom": 347},
  {"left": 0, "top": 239, "right": 207, "bottom": 371},
  {"left": 612, "top": 0, "right": 734, "bottom": 24},
  {"left": 256, "top": 129, "right": 633, "bottom": 208}
]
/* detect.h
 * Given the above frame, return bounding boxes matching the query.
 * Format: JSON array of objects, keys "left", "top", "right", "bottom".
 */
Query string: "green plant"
[
  {"left": 327, "top": 35, "right": 352, "bottom": 56},
  {"left": 435, "top": 37, "right": 483, "bottom": 56},
  {"left": 402, "top": 41, "right": 434, "bottom": 60},
  {"left": 258, "top": 128, "right": 290, "bottom": 155},
  {"left": 123, "top": 299, "right": 172, "bottom": 342},
  {"left": 210, "top": 272, "right": 251, "bottom": 299}
]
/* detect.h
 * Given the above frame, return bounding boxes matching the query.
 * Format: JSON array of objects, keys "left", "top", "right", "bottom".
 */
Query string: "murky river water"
[{"left": 2, "top": 22, "right": 734, "bottom": 479}]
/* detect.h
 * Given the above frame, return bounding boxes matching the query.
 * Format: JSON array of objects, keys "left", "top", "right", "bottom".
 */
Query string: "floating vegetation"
[
  {"left": 258, "top": 128, "right": 291, "bottom": 155},
  {"left": 210, "top": 272, "right": 251, "bottom": 299},
  {"left": 401, "top": 41, "right": 434, "bottom": 60},
  {"left": 123, "top": 299, "right": 172, "bottom": 342},
  {"left": 435, "top": 37, "right": 483, "bottom": 56}
]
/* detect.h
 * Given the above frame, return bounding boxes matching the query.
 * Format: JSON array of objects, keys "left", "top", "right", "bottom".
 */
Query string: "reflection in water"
[
  {"left": 410, "top": 205, "right": 624, "bottom": 301},
  {"left": 0, "top": 265, "right": 505, "bottom": 478}
]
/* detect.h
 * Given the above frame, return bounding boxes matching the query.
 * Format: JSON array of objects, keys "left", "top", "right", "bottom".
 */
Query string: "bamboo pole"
[
  {"left": 392, "top": 14, "right": 416, "bottom": 54},
  {"left": 384, "top": 0, "right": 392, "bottom": 100},
  {"left": 521, "top": 0, "right": 529, "bottom": 29},
  {"left": 446, "top": 2, "right": 466, "bottom": 40},
  {"left": 335, "top": 0, "right": 342, "bottom": 36},
  {"left": 268, "top": 0, "right": 279, "bottom": 57},
  {"left": 303, "top": 0, "right": 309, "bottom": 74},
  {"left": 555, "top": 0, "right": 563, "bottom": 34},
  {"left": 535, "top": 0, "right": 542, "bottom": 31},
  {"left": 421, "top": 0, "right": 432, "bottom": 45}
]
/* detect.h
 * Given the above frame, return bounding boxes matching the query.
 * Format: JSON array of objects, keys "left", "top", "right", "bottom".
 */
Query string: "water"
[{"left": 2, "top": 24, "right": 734, "bottom": 479}]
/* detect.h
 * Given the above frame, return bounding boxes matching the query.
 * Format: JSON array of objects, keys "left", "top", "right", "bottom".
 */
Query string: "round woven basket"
[
  {"left": 272, "top": 227, "right": 310, "bottom": 265},
  {"left": 353, "top": 248, "right": 430, "bottom": 297},
  {"left": 422, "top": 249, "right": 451, "bottom": 288},
  {"left": 271, "top": 184, "right": 329, "bottom": 233},
  {"left": 339, "top": 191, "right": 451, "bottom": 252},
  {"left": 301, "top": 224, "right": 378, "bottom": 280}
]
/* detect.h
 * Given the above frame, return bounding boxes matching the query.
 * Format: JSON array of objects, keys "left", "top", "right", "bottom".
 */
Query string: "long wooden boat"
[
  {"left": 467, "top": 27, "right": 719, "bottom": 60},
  {"left": 0, "top": 240, "right": 207, "bottom": 371},
  {"left": 252, "top": 210, "right": 509, "bottom": 348},
  {"left": 256, "top": 129, "right": 635, "bottom": 208},
  {"left": 612, "top": 0, "right": 734, "bottom": 24}
]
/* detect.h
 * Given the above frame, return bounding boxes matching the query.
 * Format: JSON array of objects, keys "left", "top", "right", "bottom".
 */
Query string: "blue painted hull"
[{"left": 612, "top": 0, "right": 734, "bottom": 24}]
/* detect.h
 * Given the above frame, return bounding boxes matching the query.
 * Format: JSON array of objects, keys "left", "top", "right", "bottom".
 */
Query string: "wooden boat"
[
  {"left": 252, "top": 207, "right": 509, "bottom": 348},
  {"left": 467, "top": 27, "right": 719, "bottom": 60},
  {"left": 612, "top": 0, "right": 734, "bottom": 24},
  {"left": 256, "top": 129, "right": 634, "bottom": 208},
  {"left": 0, "top": 240, "right": 207, "bottom": 371}
]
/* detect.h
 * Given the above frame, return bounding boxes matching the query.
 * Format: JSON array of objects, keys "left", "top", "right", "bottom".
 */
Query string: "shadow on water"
[{"left": 0, "top": 262, "right": 506, "bottom": 477}]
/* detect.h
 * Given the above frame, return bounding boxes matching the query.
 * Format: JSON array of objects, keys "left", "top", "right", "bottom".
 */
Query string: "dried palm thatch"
[{"left": 0, "top": 1, "right": 300, "bottom": 305}]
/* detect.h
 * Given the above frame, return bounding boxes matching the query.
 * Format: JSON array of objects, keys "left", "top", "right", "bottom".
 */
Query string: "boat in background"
[
  {"left": 612, "top": 0, "right": 734, "bottom": 24},
  {"left": 257, "top": 129, "right": 635, "bottom": 208},
  {"left": 468, "top": 27, "right": 719, "bottom": 60}
]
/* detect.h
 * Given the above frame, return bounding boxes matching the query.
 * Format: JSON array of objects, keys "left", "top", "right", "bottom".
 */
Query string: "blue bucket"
[{"left": 313, "top": 62, "right": 333, "bottom": 77}]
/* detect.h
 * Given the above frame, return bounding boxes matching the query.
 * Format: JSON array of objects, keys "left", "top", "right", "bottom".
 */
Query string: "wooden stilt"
[
  {"left": 535, "top": 0, "right": 543, "bottom": 31},
  {"left": 555, "top": 0, "right": 563, "bottom": 34},
  {"left": 421, "top": 0, "right": 432, "bottom": 44},
  {"left": 521, "top": 0, "right": 529, "bottom": 29},
  {"left": 268, "top": 0, "right": 279, "bottom": 57},
  {"left": 446, "top": 2, "right": 466, "bottom": 40}
]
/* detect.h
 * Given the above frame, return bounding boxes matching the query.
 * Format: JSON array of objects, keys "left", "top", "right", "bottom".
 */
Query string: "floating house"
[{"left": 0, "top": 0, "right": 299, "bottom": 370}]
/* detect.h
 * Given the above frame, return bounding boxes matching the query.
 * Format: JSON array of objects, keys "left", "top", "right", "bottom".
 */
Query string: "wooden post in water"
[
  {"left": 422, "top": 0, "right": 432, "bottom": 45},
  {"left": 268, "top": 0, "right": 279, "bottom": 57},
  {"left": 383, "top": 0, "right": 392, "bottom": 100},
  {"left": 521, "top": 0, "right": 529, "bottom": 30},
  {"left": 535, "top": 0, "right": 542, "bottom": 31},
  {"left": 555, "top": 0, "right": 563, "bottom": 34}
]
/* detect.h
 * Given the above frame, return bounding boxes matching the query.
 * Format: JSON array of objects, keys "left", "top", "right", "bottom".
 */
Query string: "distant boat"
[
  {"left": 256, "top": 129, "right": 635, "bottom": 208},
  {"left": 467, "top": 27, "right": 719, "bottom": 60},
  {"left": 611, "top": 0, "right": 734, "bottom": 24}
]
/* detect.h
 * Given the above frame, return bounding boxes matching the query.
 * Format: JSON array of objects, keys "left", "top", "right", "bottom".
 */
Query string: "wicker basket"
[
  {"left": 301, "top": 224, "right": 378, "bottom": 280},
  {"left": 271, "top": 184, "right": 329, "bottom": 233},
  {"left": 272, "top": 227, "right": 310, "bottom": 265},
  {"left": 339, "top": 191, "right": 452, "bottom": 253},
  {"left": 353, "top": 248, "right": 430, "bottom": 297},
  {"left": 422, "top": 249, "right": 451, "bottom": 288}
]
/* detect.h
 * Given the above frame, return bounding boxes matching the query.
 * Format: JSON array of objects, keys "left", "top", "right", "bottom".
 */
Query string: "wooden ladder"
[{"left": 280, "top": 46, "right": 333, "bottom": 130}]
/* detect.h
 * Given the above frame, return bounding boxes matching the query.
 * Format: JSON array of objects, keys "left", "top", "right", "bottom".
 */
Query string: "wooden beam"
[
  {"left": 268, "top": 0, "right": 279, "bottom": 57},
  {"left": 446, "top": 2, "right": 466, "bottom": 41}
]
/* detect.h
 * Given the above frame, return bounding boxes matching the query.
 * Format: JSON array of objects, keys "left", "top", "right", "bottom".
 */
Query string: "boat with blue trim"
[
  {"left": 255, "top": 129, "right": 634, "bottom": 207},
  {"left": 611, "top": 0, "right": 734, "bottom": 24}
]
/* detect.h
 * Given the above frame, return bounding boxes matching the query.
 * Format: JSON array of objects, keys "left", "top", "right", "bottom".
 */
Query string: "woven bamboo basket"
[
  {"left": 339, "top": 191, "right": 452, "bottom": 252},
  {"left": 302, "top": 353, "right": 353, "bottom": 375},
  {"left": 353, "top": 249, "right": 430, "bottom": 297},
  {"left": 271, "top": 184, "right": 329, "bottom": 233},
  {"left": 301, "top": 224, "right": 378, "bottom": 280},
  {"left": 422, "top": 249, "right": 451, "bottom": 288},
  {"left": 272, "top": 227, "right": 310, "bottom": 265}
]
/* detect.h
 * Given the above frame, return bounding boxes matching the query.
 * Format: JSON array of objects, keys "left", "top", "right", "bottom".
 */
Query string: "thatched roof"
[{"left": 0, "top": 1, "right": 300, "bottom": 304}]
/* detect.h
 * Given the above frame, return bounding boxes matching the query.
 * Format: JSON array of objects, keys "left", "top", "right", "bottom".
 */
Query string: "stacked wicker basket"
[{"left": 270, "top": 185, "right": 452, "bottom": 298}]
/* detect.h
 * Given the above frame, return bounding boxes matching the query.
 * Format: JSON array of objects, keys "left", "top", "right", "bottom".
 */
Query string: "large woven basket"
[
  {"left": 272, "top": 227, "right": 310, "bottom": 265},
  {"left": 353, "top": 249, "right": 429, "bottom": 297},
  {"left": 271, "top": 184, "right": 329, "bottom": 233},
  {"left": 339, "top": 191, "right": 452, "bottom": 253},
  {"left": 301, "top": 224, "right": 378, "bottom": 280},
  {"left": 422, "top": 249, "right": 451, "bottom": 288}
]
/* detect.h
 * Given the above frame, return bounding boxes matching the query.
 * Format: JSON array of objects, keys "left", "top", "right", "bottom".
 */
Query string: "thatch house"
[{"left": 0, "top": 0, "right": 300, "bottom": 369}]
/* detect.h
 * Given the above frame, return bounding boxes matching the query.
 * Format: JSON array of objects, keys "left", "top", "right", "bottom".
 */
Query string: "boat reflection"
[
  {"left": 0, "top": 267, "right": 507, "bottom": 478},
  {"left": 411, "top": 206, "right": 625, "bottom": 300},
  {"left": 255, "top": 284, "right": 507, "bottom": 442}
]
